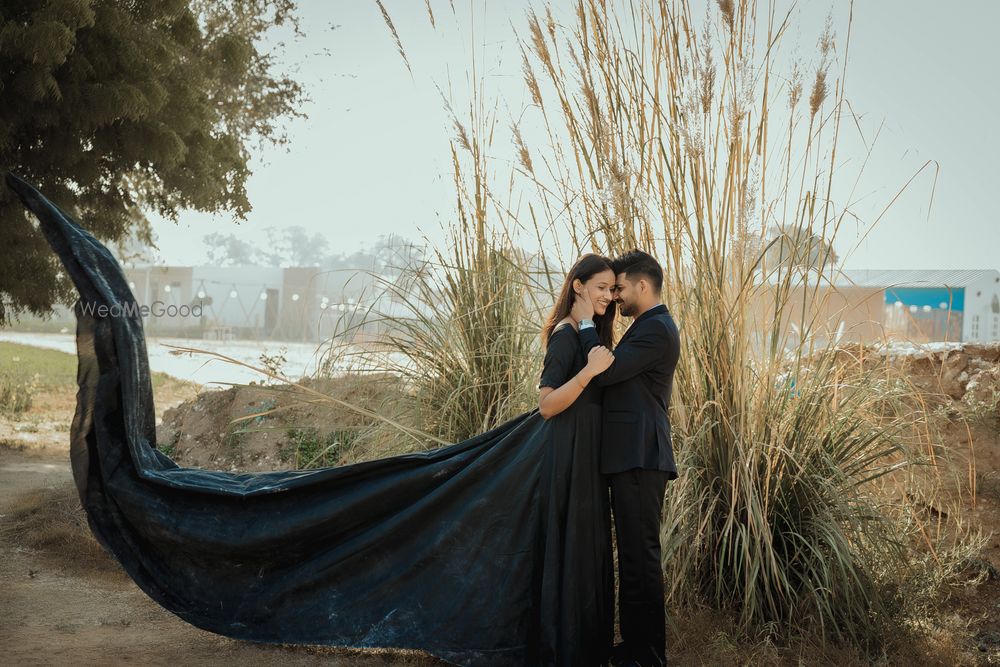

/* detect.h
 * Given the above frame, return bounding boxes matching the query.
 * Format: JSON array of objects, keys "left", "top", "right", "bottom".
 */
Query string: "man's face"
[{"left": 613, "top": 272, "right": 641, "bottom": 317}]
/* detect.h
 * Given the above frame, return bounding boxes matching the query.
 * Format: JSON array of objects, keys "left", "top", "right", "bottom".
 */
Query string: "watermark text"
[{"left": 79, "top": 300, "right": 203, "bottom": 319}]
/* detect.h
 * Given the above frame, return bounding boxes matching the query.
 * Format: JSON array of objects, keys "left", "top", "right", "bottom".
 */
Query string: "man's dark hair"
[{"left": 613, "top": 249, "right": 663, "bottom": 292}]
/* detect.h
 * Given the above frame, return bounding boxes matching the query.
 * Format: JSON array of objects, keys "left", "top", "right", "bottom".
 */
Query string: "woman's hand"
[
  {"left": 570, "top": 288, "right": 595, "bottom": 322},
  {"left": 540, "top": 345, "right": 614, "bottom": 419},
  {"left": 583, "top": 346, "right": 614, "bottom": 378}
]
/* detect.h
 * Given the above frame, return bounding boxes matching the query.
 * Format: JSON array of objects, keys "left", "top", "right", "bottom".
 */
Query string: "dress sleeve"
[{"left": 538, "top": 327, "right": 576, "bottom": 390}]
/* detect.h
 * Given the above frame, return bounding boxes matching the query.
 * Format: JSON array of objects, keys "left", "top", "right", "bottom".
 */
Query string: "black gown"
[
  {"left": 4, "top": 173, "right": 613, "bottom": 667},
  {"left": 537, "top": 325, "right": 615, "bottom": 665}
]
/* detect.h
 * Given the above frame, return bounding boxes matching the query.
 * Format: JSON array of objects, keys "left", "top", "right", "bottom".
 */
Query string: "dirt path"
[
  {"left": 0, "top": 446, "right": 439, "bottom": 666},
  {"left": 5, "top": 340, "right": 1000, "bottom": 664}
]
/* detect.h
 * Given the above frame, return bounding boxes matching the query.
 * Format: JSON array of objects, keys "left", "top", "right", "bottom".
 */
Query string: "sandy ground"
[
  {"left": 0, "top": 343, "right": 439, "bottom": 666},
  {"left": 0, "top": 446, "right": 443, "bottom": 666},
  {"left": 4, "top": 342, "right": 1000, "bottom": 664}
]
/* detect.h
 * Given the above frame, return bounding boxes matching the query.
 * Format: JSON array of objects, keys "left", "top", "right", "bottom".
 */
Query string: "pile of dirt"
[
  {"left": 155, "top": 374, "right": 407, "bottom": 472},
  {"left": 825, "top": 342, "right": 1000, "bottom": 423},
  {"left": 886, "top": 343, "right": 1000, "bottom": 407},
  {"left": 878, "top": 343, "right": 1000, "bottom": 478},
  {"left": 159, "top": 345, "right": 1000, "bottom": 477},
  {"left": 825, "top": 342, "right": 1000, "bottom": 402}
]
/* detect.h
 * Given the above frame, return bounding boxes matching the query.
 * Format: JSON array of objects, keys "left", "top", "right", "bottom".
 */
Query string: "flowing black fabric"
[
  {"left": 537, "top": 326, "right": 615, "bottom": 661},
  {"left": 5, "top": 173, "right": 613, "bottom": 666}
]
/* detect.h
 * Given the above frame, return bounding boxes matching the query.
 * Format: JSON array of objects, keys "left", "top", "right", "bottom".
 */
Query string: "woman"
[
  {"left": 7, "top": 173, "right": 620, "bottom": 667},
  {"left": 535, "top": 254, "right": 618, "bottom": 665}
]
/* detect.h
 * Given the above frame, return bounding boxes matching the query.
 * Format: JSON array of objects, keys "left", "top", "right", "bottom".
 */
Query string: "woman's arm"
[
  {"left": 538, "top": 347, "right": 613, "bottom": 419},
  {"left": 577, "top": 321, "right": 670, "bottom": 386}
]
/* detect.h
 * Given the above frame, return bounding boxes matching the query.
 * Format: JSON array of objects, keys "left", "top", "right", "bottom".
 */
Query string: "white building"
[
  {"left": 122, "top": 264, "right": 401, "bottom": 342},
  {"left": 834, "top": 269, "right": 1000, "bottom": 343}
]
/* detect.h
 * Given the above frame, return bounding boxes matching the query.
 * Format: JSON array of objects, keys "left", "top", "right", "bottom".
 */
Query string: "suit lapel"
[
  {"left": 616, "top": 304, "right": 667, "bottom": 347},
  {"left": 617, "top": 322, "right": 639, "bottom": 346}
]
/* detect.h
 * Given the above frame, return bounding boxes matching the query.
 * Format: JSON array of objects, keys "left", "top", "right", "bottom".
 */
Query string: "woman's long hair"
[{"left": 542, "top": 254, "right": 617, "bottom": 349}]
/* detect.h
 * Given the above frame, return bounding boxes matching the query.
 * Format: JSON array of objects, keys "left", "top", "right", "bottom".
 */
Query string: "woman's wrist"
[{"left": 576, "top": 370, "right": 592, "bottom": 387}]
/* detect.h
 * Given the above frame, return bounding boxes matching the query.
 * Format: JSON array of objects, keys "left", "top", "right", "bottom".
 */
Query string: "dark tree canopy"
[{"left": 0, "top": 0, "right": 306, "bottom": 324}]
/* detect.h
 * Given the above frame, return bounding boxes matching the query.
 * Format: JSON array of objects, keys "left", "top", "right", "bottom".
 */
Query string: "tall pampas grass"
[
  {"left": 335, "top": 73, "right": 544, "bottom": 445},
  {"left": 504, "top": 0, "right": 970, "bottom": 648},
  {"left": 349, "top": 0, "right": 976, "bottom": 651}
]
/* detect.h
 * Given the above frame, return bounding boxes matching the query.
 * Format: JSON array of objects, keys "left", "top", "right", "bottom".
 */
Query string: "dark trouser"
[{"left": 609, "top": 468, "right": 670, "bottom": 667}]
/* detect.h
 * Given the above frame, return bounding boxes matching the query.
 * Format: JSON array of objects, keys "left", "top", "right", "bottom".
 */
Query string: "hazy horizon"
[{"left": 144, "top": 1, "right": 1000, "bottom": 273}]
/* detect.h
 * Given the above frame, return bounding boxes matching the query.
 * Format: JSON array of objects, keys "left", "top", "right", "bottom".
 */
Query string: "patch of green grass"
[
  {"left": 223, "top": 425, "right": 248, "bottom": 463},
  {"left": 0, "top": 374, "right": 35, "bottom": 414},
  {"left": 216, "top": 400, "right": 283, "bottom": 464},
  {"left": 0, "top": 341, "right": 181, "bottom": 392},
  {"left": 0, "top": 342, "right": 76, "bottom": 389},
  {"left": 280, "top": 427, "right": 355, "bottom": 469},
  {"left": 158, "top": 430, "right": 180, "bottom": 458}
]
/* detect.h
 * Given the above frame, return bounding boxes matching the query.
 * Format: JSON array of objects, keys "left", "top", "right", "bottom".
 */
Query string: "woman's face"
[{"left": 577, "top": 268, "right": 616, "bottom": 316}]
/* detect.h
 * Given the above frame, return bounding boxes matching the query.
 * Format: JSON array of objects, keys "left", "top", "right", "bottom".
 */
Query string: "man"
[{"left": 571, "top": 249, "right": 680, "bottom": 667}]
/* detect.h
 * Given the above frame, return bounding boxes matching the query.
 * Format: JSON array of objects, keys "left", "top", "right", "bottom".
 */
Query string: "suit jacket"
[{"left": 578, "top": 303, "right": 680, "bottom": 477}]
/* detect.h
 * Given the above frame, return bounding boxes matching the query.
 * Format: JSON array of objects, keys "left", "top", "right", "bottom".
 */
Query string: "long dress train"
[{"left": 4, "top": 173, "right": 613, "bottom": 666}]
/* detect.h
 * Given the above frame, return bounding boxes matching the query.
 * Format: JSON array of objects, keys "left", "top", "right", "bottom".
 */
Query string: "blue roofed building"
[{"left": 837, "top": 269, "right": 1000, "bottom": 343}]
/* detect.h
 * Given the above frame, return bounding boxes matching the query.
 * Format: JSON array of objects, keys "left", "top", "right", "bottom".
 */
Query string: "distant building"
[
  {"left": 126, "top": 265, "right": 286, "bottom": 339},
  {"left": 123, "top": 264, "right": 393, "bottom": 342},
  {"left": 842, "top": 269, "right": 1000, "bottom": 343},
  {"left": 757, "top": 268, "right": 1000, "bottom": 346}
]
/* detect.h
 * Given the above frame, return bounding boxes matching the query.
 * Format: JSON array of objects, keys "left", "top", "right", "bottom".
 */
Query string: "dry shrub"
[
  {"left": 350, "top": 0, "right": 981, "bottom": 652},
  {"left": 1, "top": 483, "right": 122, "bottom": 578}
]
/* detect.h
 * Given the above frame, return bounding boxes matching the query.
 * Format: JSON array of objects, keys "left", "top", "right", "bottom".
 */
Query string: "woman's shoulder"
[
  {"left": 549, "top": 322, "right": 576, "bottom": 342},
  {"left": 546, "top": 321, "right": 579, "bottom": 353},
  {"left": 552, "top": 318, "right": 576, "bottom": 335}
]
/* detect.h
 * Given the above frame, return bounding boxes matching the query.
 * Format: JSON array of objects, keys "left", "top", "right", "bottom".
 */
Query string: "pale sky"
[{"left": 148, "top": 1, "right": 999, "bottom": 272}]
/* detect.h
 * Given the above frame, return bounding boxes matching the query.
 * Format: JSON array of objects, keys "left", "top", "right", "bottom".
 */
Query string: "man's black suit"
[
  {"left": 578, "top": 303, "right": 679, "bottom": 667},
  {"left": 578, "top": 303, "right": 680, "bottom": 477}
]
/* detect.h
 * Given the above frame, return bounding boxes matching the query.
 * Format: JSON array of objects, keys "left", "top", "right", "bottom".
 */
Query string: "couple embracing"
[
  {"left": 536, "top": 249, "right": 680, "bottom": 666},
  {"left": 8, "top": 170, "right": 681, "bottom": 667}
]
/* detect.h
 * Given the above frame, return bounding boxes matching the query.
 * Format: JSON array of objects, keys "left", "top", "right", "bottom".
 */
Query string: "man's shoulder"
[
  {"left": 636, "top": 310, "right": 676, "bottom": 334},
  {"left": 625, "top": 312, "right": 678, "bottom": 353}
]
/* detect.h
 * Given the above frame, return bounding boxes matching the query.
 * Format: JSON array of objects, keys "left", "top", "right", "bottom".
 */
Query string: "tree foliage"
[
  {"left": 0, "top": 0, "right": 305, "bottom": 324},
  {"left": 203, "top": 226, "right": 329, "bottom": 267},
  {"left": 762, "top": 225, "right": 840, "bottom": 272},
  {"left": 202, "top": 229, "right": 425, "bottom": 273}
]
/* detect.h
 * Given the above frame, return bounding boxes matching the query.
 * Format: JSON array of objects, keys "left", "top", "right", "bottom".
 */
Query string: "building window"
[
  {"left": 971, "top": 315, "right": 980, "bottom": 339},
  {"left": 993, "top": 315, "right": 1000, "bottom": 341}
]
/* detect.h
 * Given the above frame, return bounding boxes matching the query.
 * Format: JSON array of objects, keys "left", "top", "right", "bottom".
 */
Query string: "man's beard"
[{"left": 618, "top": 300, "right": 635, "bottom": 317}]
